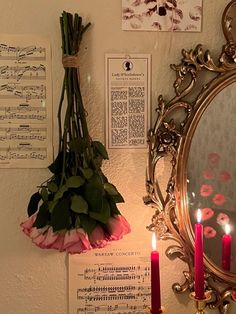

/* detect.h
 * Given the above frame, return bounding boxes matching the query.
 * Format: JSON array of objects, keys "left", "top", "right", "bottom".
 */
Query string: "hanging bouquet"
[{"left": 21, "top": 12, "right": 130, "bottom": 254}]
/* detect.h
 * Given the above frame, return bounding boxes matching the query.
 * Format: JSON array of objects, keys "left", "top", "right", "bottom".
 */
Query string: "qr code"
[
  {"left": 129, "top": 115, "right": 145, "bottom": 138},
  {"left": 112, "top": 129, "right": 128, "bottom": 145},
  {"left": 112, "top": 101, "right": 128, "bottom": 115},
  {"left": 111, "top": 90, "right": 128, "bottom": 101},
  {"left": 128, "top": 87, "right": 144, "bottom": 98},
  {"left": 112, "top": 116, "right": 128, "bottom": 128},
  {"left": 129, "top": 99, "right": 145, "bottom": 113}
]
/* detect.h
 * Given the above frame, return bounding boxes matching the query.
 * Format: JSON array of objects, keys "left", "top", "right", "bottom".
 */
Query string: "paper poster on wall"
[
  {"left": 122, "top": 0, "right": 202, "bottom": 32},
  {"left": 0, "top": 34, "right": 53, "bottom": 168},
  {"left": 105, "top": 54, "right": 151, "bottom": 149},
  {"left": 69, "top": 246, "right": 151, "bottom": 314}
]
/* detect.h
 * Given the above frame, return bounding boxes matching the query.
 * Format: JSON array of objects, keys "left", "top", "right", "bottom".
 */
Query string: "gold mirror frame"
[{"left": 145, "top": 1, "right": 236, "bottom": 313}]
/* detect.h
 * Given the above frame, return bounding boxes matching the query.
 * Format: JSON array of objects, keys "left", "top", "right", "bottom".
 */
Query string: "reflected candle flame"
[
  {"left": 197, "top": 209, "right": 202, "bottom": 223},
  {"left": 225, "top": 224, "right": 231, "bottom": 235},
  {"left": 152, "top": 232, "right": 157, "bottom": 251}
]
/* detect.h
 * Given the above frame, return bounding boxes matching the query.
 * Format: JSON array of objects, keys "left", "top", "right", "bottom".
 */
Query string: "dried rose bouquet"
[{"left": 21, "top": 12, "right": 130, "bottom": 253}]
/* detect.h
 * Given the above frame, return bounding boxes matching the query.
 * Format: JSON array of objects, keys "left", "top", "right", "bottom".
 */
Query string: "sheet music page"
[
  {"left": 0, "top": 34, "right": 53, "bottom": 168},
  {"left": 69, "top": 245, "right": 151, "bottom": 314},
  {"left": 105, "top": 54, "right": 151, "bottom": 149}
]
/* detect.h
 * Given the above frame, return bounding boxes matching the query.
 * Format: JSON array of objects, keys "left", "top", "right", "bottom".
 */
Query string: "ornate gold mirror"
[{"left": 145, "top": 1, "right": 236, "bottom": 313}]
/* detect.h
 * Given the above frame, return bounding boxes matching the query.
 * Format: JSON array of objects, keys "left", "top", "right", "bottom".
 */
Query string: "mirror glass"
[{"left": 187, "top": 81, "right": 236, "bottom": 273}]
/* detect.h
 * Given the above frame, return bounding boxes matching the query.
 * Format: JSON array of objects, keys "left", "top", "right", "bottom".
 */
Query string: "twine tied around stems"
[{"left": 62, "top": 54, "right": 80, "bottom": 68}]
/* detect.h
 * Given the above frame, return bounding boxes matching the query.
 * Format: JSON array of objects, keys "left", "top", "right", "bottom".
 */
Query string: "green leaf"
[
  {"left": 47, "top": 181, "right": 58, "bottom": 193},
  {"left": 71, "top": 195, "right": 88, "bottom": 214},
  {"left": 80, "top": 167, "right": 93, "bottom": 179},
  {"left": 48, "top": 200, "right": 58, "bottom": 213},
  {"left": 92, "top": 141, "right": 109, "bottom": 160},
  {"left": 89, "top": 197, "right": 110, "bottom": 224},
  {"left": 79, "top": 214, "right": 97, "bottom": 235},
  {"left": 54, "top": 185, "right": 68, "bottom": 201},
  {"left": 110, "top": 192, "right": 124, "bottom": 203},
  {"left": 33, "top": 202, "right": 49, "bottom": 228},
  {"left": 51, "top": 198, "right": 70, "bottom": 232},
  {"left": 109, "top": 199, "right": 121, "bottom": 215},
  {"left": 66, "top": 176, "right": 85, "bottom": 188},
  {"left": 104, "top": 182, "right": 119, "bottom": 196},
  {"left": 41, "top": 187, "right": 48, "bottom": 201},
  {"left": 27, "top": 192, "right": 41, "bottom": 217},
  {"left": 84, "top": 175, "right": 103, "bottom": 211}
]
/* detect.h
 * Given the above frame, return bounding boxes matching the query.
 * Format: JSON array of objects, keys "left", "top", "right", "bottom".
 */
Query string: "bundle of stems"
[{"left": 26, "top": 12, "right": 124, "bottom": 236}]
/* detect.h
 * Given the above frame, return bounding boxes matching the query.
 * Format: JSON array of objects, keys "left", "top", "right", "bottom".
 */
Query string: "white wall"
[{"left": 0, "top": 1, "right": 233, "bottom": 314}]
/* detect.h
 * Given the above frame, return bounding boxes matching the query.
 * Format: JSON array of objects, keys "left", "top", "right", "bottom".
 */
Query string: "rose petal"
[
  {"left": 204, "top": 226, "right": 216, "bottom": 239},
  {"left": 107, "top": 215, "right": 131, "bottom": 241},
  {"left": 200, "top": 184, "right": 213, "bottom": 197},
  {"left": 89, "top": 225, "right": 108, "bottom": 248},
  {"left": 202, "top": 208, "right": 214, "bottom": 221},
  {"left": 217, "top": 213, "right": 230, "bottom": 226},
  {"left": 212, "top": 194, "right": 226, "bottom": 206}
]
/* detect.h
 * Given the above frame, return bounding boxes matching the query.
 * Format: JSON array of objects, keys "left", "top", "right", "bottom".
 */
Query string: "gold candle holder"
[
  {"left": 146, "top": 306, "right": 167, "bottom": 313},
  {"left": 189, "top": 291, "right": 212, "bottom": 314}
]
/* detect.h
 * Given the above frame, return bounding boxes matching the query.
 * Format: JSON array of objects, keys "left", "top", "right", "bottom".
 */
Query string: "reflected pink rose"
[
  {"left": 107, "top": 215, "right": 131, "bottom": 241},
  {"left": 217, "top": 213, "right": 230, "bottom": 226},
  {"left": 204, "top": 226, "right": 217, "bottom": 239},
  {"left": 200, "top": 184, "right": 213, "bottom": 197},
  {"left": 202, "top": 169, "right": 214, "bottom": 180},
  {"left": 202, "top": 208, "right": 214, "bottom": 221},
  {"left": 208, "top": 153, "right": 220, "bottom": 165},
  {"left": 212, "top": 194, "right": 226, "bottom": 206},
  {"left": 218, "top": 170, "right": 231, "bottom": 182}
]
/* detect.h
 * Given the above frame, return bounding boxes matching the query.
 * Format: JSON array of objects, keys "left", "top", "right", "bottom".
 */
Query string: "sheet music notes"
[
  {"left": 69, "top": 246, "right": 151, "bottom": 314},
  {"left": 0, "top": 34, "right": 53, "bottom": 168}
]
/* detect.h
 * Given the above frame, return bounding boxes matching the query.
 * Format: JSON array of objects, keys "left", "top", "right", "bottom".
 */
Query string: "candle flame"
[
  {"left": 225, "top": 224, "right": 231, "bottom": 235},
  {"left": 152, "top": 232, "right": 157, "bottom": 251},
  {"left": 197, "top": 209, "right": 202, "bottom": 223}
]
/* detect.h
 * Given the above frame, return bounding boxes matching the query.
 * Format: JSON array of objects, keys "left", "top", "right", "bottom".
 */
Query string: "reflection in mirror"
[
  {"left": 224, "top": 2, "right": 236, "bottom": 42},
  {"left": 145, "top": 1, "right": 236, "bottom": 313},
  {"left": 188, "top": 82, "right": 236, "bottom": 273}
]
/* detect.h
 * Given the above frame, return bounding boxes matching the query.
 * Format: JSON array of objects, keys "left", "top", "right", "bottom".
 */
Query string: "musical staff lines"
[
  {"left": 0, "top": 34, "right": 52, "bottom": 168},
  {"left": 0, "top": 44, "right": 46, "bottom": 62},
  {"left": 70, "top": 249, "right": 151, "bottom": 314}
]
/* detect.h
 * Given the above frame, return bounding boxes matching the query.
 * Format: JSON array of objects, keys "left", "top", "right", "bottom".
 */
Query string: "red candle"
[
  {"left": 222, "top": 224, "right": 232, "bottom": 271},
  {"left": 194, "top": 209, "right": 205, "bottom": 300},
  {"left": 151, "top": 233, "right": 161, "bottom": 314}
]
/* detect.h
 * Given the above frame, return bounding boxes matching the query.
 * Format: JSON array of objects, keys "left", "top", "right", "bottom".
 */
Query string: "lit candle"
[
  {"left": 222, "top": 224, "right": 232, "bottom": 271},
  {"left": 194, "top": 209, "right": 205, "bottom": 300},
  {"left": 151, "top": 232, "right": 161, "bottom": 314}
]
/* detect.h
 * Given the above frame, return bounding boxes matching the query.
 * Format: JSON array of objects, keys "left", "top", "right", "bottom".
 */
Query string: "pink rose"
[
  {"left": 20, "top": 213, "right": 37, "bottom": 236},
  {"left": 218, "top": 170, "right": 231, "bottom": 182},
  {"left": 202, "top": 208, "right": 214, "bottom": 221},
  {"left": 212, "top": 194, "right": 226, "bottom": 206},
  {"left": 200, "top": 184, "right": 213, "bottom": 197},
  {"left": 89, "top": 225, "right": 108, "bottom": 248},
  {"left": 41, "top": 227, "right": 59, "bottom": 248},
  {"left": 204, "top": 226, "right": 216, "bottom": 239},
  {"left": 49, "top": 235, "right": 64, "bottom": 251},
  {"left": 202, "top": 169, "right": 214, "bottom": 180},
  {"left": 208, "top": 153, "right": 220, "bottom": 165},
  {"left": 107, "top": 215, "right": 131, "bottom": 241},
  {"left": 217, "top": 213, "right": 230, "bottom": 226},
  {"left": 64, "top": 228, "right": 91, "bottom": 253}
]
